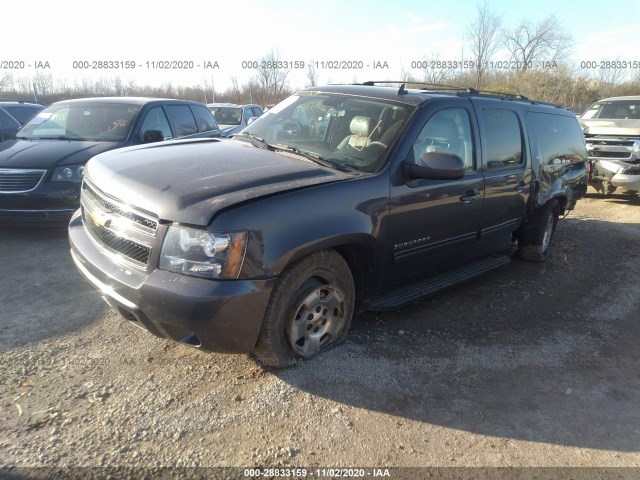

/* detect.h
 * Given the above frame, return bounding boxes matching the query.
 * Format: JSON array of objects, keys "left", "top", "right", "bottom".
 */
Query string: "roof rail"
[{"left": 358, "top": 81, "right": 532, "bottom": 100}]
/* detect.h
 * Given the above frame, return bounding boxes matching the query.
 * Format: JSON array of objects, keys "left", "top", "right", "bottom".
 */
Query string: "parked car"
[
  {"left": 207, "top": 103, "right": 263, "bottom": 137},
  {"left": 0, "top": 100, "right": 44, "bottom": 125},
  {"left": 69, "top": 83, "right": 587, "bottom": 367},
  {"left": 579, "top": 96, "right": 640, "bottom": 196},
  {"left": 0, "top": 108, "right": 21, "bottom": 142},
  {"left": 0, "top": 97, "right": 220, "bottom": 224}
]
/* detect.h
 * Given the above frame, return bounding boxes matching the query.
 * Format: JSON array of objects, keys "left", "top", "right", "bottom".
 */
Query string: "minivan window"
[
  {"left": 481, "top": 109, "right": 523, "bottom": 170},
  {"left": 191, "top": 105, "right": 218, "bottom": 133},
  {"left": 165, "top": 105, "right": 198, "bottom": 137}
]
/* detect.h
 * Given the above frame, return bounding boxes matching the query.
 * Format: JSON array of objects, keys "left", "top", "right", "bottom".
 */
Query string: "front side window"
[
  {"left": 241, "top": 92, "right": 414, "bottom": 173},
  {"left": 139, "top": 106, "right": 172, "bottom": 140},
  {"left": 410, "top": 108, "right": 475, "bottom": 172},
  {"left": 481, "top": 109, "right": 523, "bottom": 170},
  {"left": 18, "top": 103, "right": 140, "bottom": 141}
]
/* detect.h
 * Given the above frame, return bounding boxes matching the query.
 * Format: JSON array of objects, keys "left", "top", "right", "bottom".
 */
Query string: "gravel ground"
[{"left": 1, "top": 189, "right": 640, "bottom": 479}]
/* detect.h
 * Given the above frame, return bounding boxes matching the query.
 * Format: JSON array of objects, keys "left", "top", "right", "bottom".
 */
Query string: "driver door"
[{"left": 388, "top": 103, "right": 485, "bottom": 285}]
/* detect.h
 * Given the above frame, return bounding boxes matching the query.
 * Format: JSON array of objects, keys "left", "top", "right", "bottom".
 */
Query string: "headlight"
[
  {"left": 632, "top": 140, "right": 640, "bottom": 159},
  {"left": 51, "top": 164, "right": 85, "bottom": 182},
  {"left": 159, "top": 225, "right": 247, "bottom": 279}
]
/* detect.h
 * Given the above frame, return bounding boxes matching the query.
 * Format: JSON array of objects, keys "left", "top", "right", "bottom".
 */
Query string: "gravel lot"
[{"left": 1, "top": 189, "right": 640, "bottom": 478}]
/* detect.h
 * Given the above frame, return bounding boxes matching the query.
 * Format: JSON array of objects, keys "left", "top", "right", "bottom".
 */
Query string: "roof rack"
[{"left": 358, "top": 81, "right": 530, "bottom": 101}]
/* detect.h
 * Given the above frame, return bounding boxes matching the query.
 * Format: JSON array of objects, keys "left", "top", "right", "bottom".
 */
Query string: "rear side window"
[
  {"left": 481, "top": 109, "right": 523, "bottom": 170},
  {"left": 190, "top": 105, "right": 218, "bottom": 133},
  {"left": 165, "top": 105, "right": 198, "bottom": 137},
  {"left": 528, "top": 112, "right": 586, "bottom": 165}
]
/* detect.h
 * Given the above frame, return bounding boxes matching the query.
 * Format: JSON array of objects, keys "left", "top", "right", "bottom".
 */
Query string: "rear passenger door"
[{"left": 472, "top": 100, "right": 531, "bottom": 256}]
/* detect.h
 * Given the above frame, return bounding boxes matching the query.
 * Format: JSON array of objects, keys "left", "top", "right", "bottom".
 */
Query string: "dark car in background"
[
  {"left": 0, "top": 100, "right": 44, "bottom": 126},
  {"left": 207, "top": 103, "right": 263, "bottom": 137},
  {"left": 0, "top": 97, "right": 220, "bottom": 224},
  {"left": 0, "top": 108, "right": 22, "bottom": 142}
]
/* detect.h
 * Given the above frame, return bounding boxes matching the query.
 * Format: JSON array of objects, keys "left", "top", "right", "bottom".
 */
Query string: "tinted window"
[
  {"left": 251, "top": 107, "right": 263, "bottom": 118},
  {"left": 3, "top": 106, "right": 38, "bottom": 125},
  {"left": 481, "top": 109, "right": 523, "bottom": 170},
  {"left": 0, "top": 108, "right": 19, "bottom": 130},
  {"left": 191, "top": 105, "right": 218, "bottom": 132},
  {"left": 410, "top": 108, "right": 475, "bottom": 172},
  {"left": 165, "top": 105, "right": 198, "bottom": 137},
  {"left": 139, "top": 106, "right": 172, "bottom": 140},
  {"left": 528, "top": 112, "right": 586, "bottom": 165}
]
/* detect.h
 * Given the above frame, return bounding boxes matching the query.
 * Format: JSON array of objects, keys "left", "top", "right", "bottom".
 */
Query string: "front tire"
[
  {"left": 254, "top": 250, "right": 355, "bottom": 368},
  {"left": 518, "top": 200, "right": 559, "bottom": 262}
]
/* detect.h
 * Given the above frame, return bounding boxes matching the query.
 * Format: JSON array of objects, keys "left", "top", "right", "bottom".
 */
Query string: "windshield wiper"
[
  {"left": 272, "top": 144, "right": 355, "bottom": 172},
  {"left": 235, "top": 132, "right": 275, "bottom": 150}
]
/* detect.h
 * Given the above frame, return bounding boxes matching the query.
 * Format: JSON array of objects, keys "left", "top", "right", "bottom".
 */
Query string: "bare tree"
[
  {"left": 254, "top": 50, "right": 289, "bottom": 104},
  {"left": 306, "top": 61, "right": 318, "bottom": 87},
  {"left": 419, "top": 53, "right": 457, "bottom": 84},
  {"left": 466, "top": 0, "right": 502, "bottom": 87},
  {"left": 0, "top": 72, "right": 13, "bottom": 91},
  {"left": 502, "top": 15, "right": 573, "bottom": 72}
]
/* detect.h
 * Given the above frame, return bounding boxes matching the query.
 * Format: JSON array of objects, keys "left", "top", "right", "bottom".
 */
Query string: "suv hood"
[
  {"left": 0, "top": 139, "right": 120, "bottom": 169},
  {"left": 580, "top": 118, "right": 640, "bottom": 136},
  {"left": 84, "top": 138, "right": 351, "bottom": 226}
]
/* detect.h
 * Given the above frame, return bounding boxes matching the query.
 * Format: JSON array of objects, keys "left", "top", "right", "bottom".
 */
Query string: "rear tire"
[
  {"left": 254, "top": 250, "right": 355, "bottom": 368},
  {"left": 518, "top": 200, "right": 559, "bottom": 262}
]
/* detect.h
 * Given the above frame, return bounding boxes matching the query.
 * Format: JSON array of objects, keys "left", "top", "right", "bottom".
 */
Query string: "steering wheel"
[
  {"left": 283, "top": 119, "right": 303, "bottom": 135},
  {"left": 366, "top": 141, "right": 387, "bottom": 149}
]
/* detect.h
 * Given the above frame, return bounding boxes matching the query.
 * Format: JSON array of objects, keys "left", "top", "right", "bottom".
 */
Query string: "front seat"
[{"left": 337, "top": 116, "right": 372, "bottom": 150}]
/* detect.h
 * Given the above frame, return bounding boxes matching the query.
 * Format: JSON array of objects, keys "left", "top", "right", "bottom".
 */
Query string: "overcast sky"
[{"left": 3, "top": 0, "right": 639, "bottom": 93}]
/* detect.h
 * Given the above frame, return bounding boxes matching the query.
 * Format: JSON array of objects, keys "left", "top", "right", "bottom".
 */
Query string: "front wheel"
[
  {"left": 254, "top": 250, "right": 354, "bottom": 368},
  {"left": 517, "top": 200, "right": 559, "bottom": 262}
]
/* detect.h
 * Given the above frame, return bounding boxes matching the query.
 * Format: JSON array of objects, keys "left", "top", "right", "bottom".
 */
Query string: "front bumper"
[
  {"left": 611, "top": 173, "right": 640, "bottom": 191},
  {"left": 0, "top": 177, "right": 79, "bottom": 224},
  {"left": 69, "top": 211, "right": 276, "bottom": 354}
]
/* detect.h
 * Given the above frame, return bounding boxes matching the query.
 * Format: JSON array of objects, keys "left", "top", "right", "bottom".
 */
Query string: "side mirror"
[
  {"left": 246, "top": 117, "right": 257, "bottom": 126},
  {"left": 142, "top": 130, "right": 164, "bottom": 143},
  {"left": 405, "top": 152, "right": 465, "bottom": 180}
]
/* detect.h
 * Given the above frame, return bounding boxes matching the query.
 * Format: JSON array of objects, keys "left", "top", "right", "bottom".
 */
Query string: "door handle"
[
  {"left": 459, "top": 189, "right": 481, "bottom": 204},
  {"left": 515, "top": 181, "right": 529, "bottom": 193}
]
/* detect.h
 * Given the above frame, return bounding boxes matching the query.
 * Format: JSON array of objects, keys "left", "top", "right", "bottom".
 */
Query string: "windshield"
[
  {"left": 240, "top": 92, "right": 413, "bottom": 173},
  {"left": 209, "top": 107, "right": 243, "bottom": 126},
  {"left": 582, "top": 100, "right": 640, "bottom": 120},
  {"left": 17, "top": 103, "right": 140, "bottom": 141}
]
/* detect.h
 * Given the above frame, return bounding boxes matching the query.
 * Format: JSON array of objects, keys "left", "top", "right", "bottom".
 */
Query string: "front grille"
[
  {"left": 585, "top": 135, "right": 639, "bottom": 161},
  {"left": 81, "top": 180, "right": 158, "bottom": 268},
  {"left": 0, "top": 169, "right": 46, "bottom": 193},
  {"left": 83, "top": 213, "right": 151, "bottom": 265},
  {"left": 82, "top": 182, "right": 158, "bottom": 233}
]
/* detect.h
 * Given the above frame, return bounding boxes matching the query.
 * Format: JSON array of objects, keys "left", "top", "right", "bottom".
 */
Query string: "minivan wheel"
[
  {"left": 254, "top": 250, "right": 354, "bottom": 368},
  {"left": 518, "top": 200, "right": 559, "bottom": 262}
]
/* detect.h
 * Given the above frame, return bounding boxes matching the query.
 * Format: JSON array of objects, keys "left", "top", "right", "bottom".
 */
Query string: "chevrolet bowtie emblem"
[{"left": 90, "top": 209, "right": 112, "bottom": 229}]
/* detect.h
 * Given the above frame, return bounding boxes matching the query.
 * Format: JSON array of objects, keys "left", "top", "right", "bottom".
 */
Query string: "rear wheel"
[
  {"left": 518, "top": 200, "right": 559, "bottom": 262},
  {"left": 254, "top": 250, "right": 354, "bottom": 368}
]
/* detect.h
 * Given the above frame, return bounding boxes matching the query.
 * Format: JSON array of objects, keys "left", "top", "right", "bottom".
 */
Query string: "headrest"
[{"left": 350, "top": 116, "right": 370, "bottom": 137}]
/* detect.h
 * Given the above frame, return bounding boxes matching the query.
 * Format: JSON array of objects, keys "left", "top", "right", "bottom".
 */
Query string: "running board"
[{"left": 367, "top": 255, "right": 511, "bottom": 310}]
